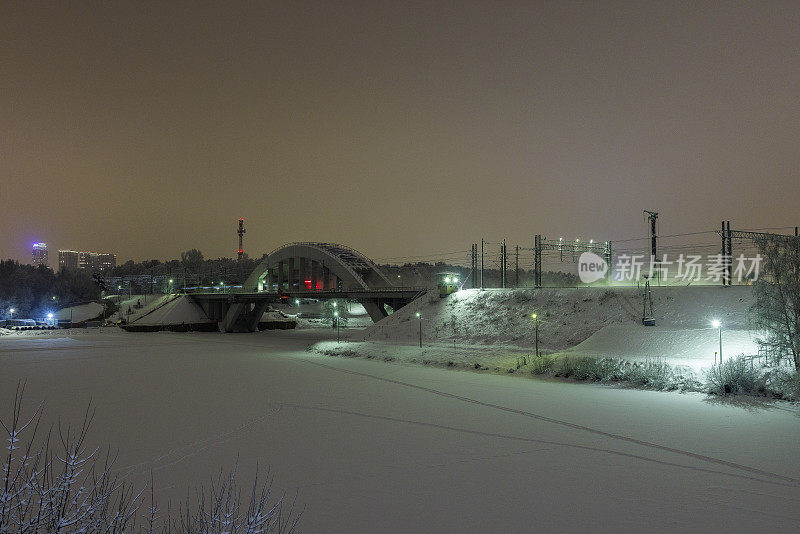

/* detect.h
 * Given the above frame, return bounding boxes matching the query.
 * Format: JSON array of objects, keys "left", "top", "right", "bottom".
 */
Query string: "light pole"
[
  {"left": 334, "top": 310, "right": 340, "bottom": 343},
  {"left": 9, "top": 308, "right": 15, "bottom": 321},
  {"left": 532, "top": 313, "right": 539, "bottom": 358},
  {"left": 47, "top": 313, "right": 53, "bottom": 326},
  {"left": 416, "top": 311, "right": 422, "bottom": 347},
  {"left": 712, "top": 319, "right": 722, "bottom": 364}
]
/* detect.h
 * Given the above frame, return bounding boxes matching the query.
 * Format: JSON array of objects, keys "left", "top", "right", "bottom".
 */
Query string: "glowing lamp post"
[
  {"left": 9, "top": 308, "right": 15, "bottom": 320},
  {"left": 416, "top": 312, "right": 422, "bottom": 348},
  {"left": 334, "top": 310, "right": 340, "bottom": 343},
  {"left": 47, "top": 313, "right": 53, "bottom": 326},
  {"left": 712, "top": 319, "right": 722, "bottom": 364},
  {"left": 532, "top": 313, "right": 540, "bottom": 358}
]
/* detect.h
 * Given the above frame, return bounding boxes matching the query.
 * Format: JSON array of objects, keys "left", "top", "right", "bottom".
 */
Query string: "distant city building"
[
  {"left": 98, "top": 253, "right": 116, "bottom": 272},
  {"left": 59, "top": 249, "right": 116, "bottom": 272},
  {"left": 58, "top": 250, "right": 80, "bottom": 270},
  {"left": 31, "top": 243, "right": 48, "bottom": 267}
]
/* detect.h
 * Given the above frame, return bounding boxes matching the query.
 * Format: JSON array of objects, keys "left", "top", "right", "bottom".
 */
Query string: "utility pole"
[
  {"left": 501, "top": 239, "right": 506, "bottom": 289},
  {"left": 727, "top": 220, "right": 732, "bottom": 285},
  {"left": 480, "top": 239, "right": 484, "bottom": 289},
  {"left": 515, "top": 245, "right": 519, "bottom": 287},
  {"left": 721, "top": 220, "right": 733, "bottom": 286},
  {"left": 644, "top": 210, "right": 658, "bottom": 259},
  {"left": 644, "top": 210, "right": 659, "bottom": 284},
  {"left": 534, "top": 235, "right": 542, "bottom": 288},
  {"left": 471, "top": 244, "right": 478, "bottom": 288}
]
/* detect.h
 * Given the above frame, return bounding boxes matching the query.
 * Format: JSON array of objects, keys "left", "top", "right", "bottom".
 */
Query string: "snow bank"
[
  {"left": 54, "top": 302, "right": 104, "bottom": 322},
  {"left": 132, "top": 295, "right": 212, "bottom": 326},
  {"left": 560, "top": 325, "right": 759, "bottom": 370}
]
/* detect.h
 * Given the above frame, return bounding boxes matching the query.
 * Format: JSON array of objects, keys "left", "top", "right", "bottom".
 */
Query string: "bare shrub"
[
  {"left": 764, "top": 367, "right": 800, "bottom": 400},
  {"left": 705, "top": 357, "right": 767, "bottom": 396},
  {"left": 0, "top": 383, "right": 301, "bottom": 533}
]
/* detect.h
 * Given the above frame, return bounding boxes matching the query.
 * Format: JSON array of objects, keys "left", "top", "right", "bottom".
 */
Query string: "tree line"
[{"left": 0, "top": 260, "right": 100, "bottom": 319}]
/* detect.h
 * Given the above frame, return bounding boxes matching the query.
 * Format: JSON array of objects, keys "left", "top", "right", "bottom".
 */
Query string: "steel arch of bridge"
[
  {"left": 242, "top": 242, "right": 400, "bottom": 323},
  {"left": 244, "top": 242, "right": 393, "bottom": 292}
]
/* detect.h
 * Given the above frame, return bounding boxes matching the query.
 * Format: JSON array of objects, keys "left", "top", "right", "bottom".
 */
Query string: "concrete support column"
[
  {"left": 245, "top": 302, "right": 269, "bottom": 332},
  {"left": 361, "top": 299, "right": 388, "bottom": 322},
  {"left": 311, "top": 260, "right": 320, "bottom": 291},
  {"left": 299, "top": 257, "right": 309, "bottom": 290},
  {"left": 277, "top": 261, "right": 285, "bottom": 290},
  {"left": 288, "top": 258, "right": 296, "bottom": 291},
  {"left": 322, "top": 265, "right": 330, "bottom": 290}
]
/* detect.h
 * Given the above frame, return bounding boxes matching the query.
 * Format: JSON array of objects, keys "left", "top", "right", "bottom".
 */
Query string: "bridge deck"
[{"left": 190, "top": 288, "right": 427, "bottom": 302}]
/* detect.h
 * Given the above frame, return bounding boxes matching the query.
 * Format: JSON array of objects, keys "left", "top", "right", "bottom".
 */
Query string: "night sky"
[{"left": 3, "top": 2, "right": 799, "bottom": 264}]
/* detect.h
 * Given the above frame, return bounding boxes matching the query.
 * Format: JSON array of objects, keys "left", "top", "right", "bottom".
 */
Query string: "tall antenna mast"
[{"left": 237, "top": 218, "right": 246, "bottom": 260}]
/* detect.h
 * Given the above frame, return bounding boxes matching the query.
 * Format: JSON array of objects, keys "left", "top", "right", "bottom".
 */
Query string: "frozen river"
[{"left": 1, "top": 329, "right": 799, "bottom": 532}]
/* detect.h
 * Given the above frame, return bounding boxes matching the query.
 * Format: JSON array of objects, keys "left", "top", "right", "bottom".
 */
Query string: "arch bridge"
[{"left": 191, "top": 243, "right": 425, "bottom": 332}]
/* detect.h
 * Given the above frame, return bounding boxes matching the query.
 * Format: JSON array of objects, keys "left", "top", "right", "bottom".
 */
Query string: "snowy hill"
[
  {"left": 54, "top": 302, "right": 104, "bottom": 323},
  {"left": 356, "top": 285, "right": 754, "bottom": 351},
  {"left": 130, "top": 295, "right": 212, "bottom": 326}
]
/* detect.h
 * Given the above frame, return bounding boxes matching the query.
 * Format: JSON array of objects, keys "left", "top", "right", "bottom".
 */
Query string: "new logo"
[{"left": 578, "top": 252, "right": 608, "bottom": 283}]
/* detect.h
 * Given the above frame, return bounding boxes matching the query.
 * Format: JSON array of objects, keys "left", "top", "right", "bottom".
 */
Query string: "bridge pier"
[
  {"left": 220, "top": 301, "right": 270, "bottom": 332},
  {"left": 360, "top": 299, "right": 389, "bottom": 322}
]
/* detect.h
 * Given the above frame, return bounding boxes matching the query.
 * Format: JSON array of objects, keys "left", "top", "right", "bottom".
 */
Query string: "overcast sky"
[{"left": 2, "top": 1, "right": 799, "bottom": 264}]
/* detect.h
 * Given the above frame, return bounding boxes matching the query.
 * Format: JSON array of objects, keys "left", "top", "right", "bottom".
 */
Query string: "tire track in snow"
[
  {"left": 279, "top": 403, "right": 795, "bottom": 488},
  {"left": 302, "top": 359, "right": 798, "bottom": 485},
  {"left": 114, "top": 404, "right": 284, "bottom": 480}
]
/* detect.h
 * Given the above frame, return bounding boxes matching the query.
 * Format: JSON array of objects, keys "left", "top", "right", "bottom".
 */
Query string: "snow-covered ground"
[
  {"left": 273, "top": 299, "right": 373, "bottom": 329},
  {"left": 129, "top": 295, "right": 212, "bottom": 325},
  {"left": 314, "top": 286, "right": 760, "bottom": 372},
  {"left": 111, "top": 293, "right": 170, "bottom": 322},
  {"left": 1, "top": 329, "right": 799, "bottom": 532},
  {"left": 54, "top": 301, "right": 104, "bottom": 323}
]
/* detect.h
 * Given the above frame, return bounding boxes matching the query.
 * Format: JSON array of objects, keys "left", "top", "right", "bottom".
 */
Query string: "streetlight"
[
  {"left": 47, "top": 313, "right": 53, "bottom": 326},
  {"left": 334, "top": 310, "right": 340, "bottom": 343},
  {"left": 532, "top": 313, "right": 539, "bottom": 358},
  {"left": 9, "top": 308, "right": 15, "bottom": 320},
  {"left": 295, "top": 298, "right": 300, "bottom": 307},
  {"left": 416, "top": 311, "right": 422, "bottom": 348},
  {"left": 712, "top": 319, "right": 722, "bottom": 364}
]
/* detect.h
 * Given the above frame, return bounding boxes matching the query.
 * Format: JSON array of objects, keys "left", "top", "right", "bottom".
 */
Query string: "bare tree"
[
  {"left": 0, "top": 383, "right": 302, "bottom": 533},
  {"left": 751, "top": 235, "right": 800, "bottom": 370}
]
